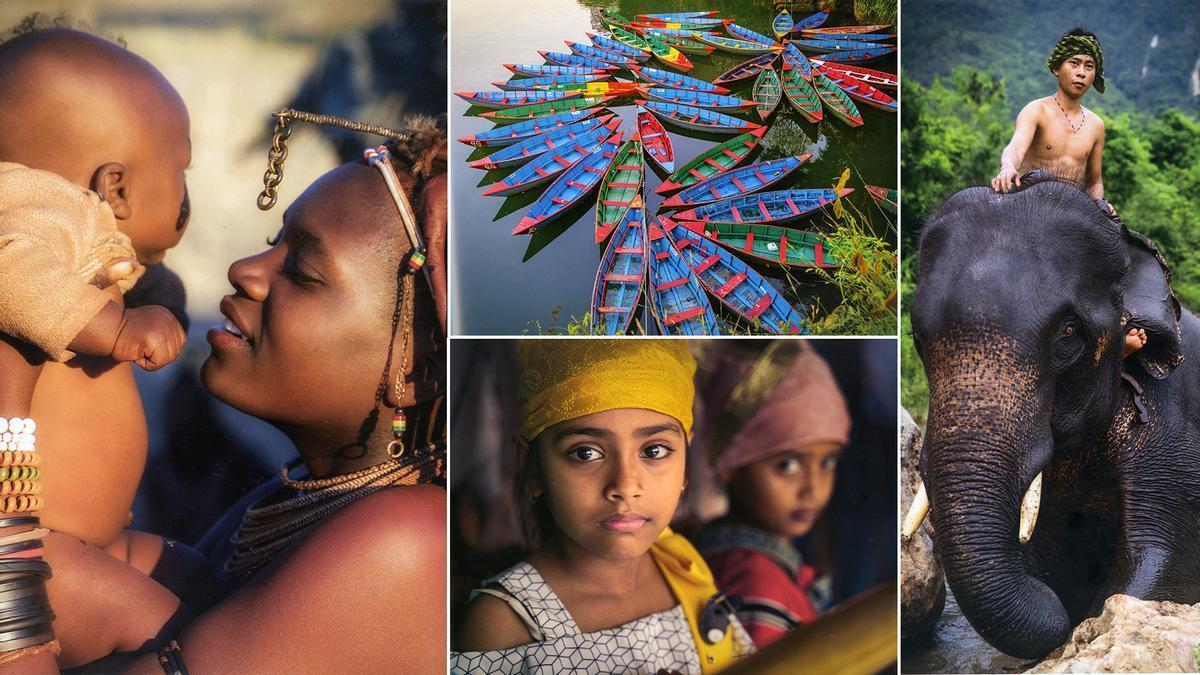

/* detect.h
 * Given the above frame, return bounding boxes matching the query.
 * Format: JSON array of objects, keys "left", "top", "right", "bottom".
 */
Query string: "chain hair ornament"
[{"left": 256, "top": 108, "right": 415, "bottom": 211}]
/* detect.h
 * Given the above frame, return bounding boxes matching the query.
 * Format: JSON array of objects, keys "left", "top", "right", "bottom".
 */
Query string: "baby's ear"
[{"left": 91, "top": 162, "right": 132, "bottom": 219}]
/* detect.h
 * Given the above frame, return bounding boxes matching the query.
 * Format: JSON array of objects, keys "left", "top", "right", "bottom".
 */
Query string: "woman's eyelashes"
[
  {"left": 567, "top": 445, "right": 603, "bottom": 462},
  {"left": 563, "top": 442, "right": 676, "bottom": 463},
  {"left": 280, "top": 250, "right": 322, "bottom": 286}
]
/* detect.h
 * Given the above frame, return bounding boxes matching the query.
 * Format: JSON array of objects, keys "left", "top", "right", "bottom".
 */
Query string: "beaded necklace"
[{"left": 1053, "top": 93, "right": 1085, "bottom": 136}]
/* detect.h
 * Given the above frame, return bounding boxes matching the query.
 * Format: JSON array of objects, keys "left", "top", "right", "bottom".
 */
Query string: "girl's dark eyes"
[
  {"left": 776, "top": 457, "right": 802, "bottom": 475},
  {"left": 568, "top": 446, "right": 601, "bottom": 462},
  {"left": 641, "top": 444, "right": 673, "bottom": 460},
  {"left": 820, "top": 456, "right": 838, "bottom": 470}
]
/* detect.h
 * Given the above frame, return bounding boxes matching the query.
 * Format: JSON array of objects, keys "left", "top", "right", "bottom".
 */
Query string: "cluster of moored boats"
[{"left": 456, "top": 8, "right": 898, "bottom": 335}]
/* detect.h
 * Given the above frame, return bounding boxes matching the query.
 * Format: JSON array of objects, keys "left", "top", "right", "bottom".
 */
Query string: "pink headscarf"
[{"left": 700, "top": 342, "right": 851, "bottom": 475}]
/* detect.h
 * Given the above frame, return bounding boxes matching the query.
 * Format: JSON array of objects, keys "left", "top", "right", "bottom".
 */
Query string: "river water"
[
  {"left": 902, "top": 585, "right": 1039, "bottom": 674},
  {"left": 449, "top": 0, "right": 897, "bottom": 335}
]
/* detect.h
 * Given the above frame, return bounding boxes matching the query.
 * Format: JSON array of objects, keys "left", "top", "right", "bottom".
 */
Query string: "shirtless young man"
[{"left": 991, "top": 28, "right": 1145, "bottom": 356}]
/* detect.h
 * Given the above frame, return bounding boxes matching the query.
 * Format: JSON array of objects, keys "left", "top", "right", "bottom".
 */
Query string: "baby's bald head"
[{"left": 0, "top": 28, "right": 192, "bottom": 263}]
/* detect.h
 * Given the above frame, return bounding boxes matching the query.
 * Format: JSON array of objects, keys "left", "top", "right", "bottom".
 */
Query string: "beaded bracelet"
[
  {"left": 0, "top": 420, "right": 34, "bottom": 436},
  {"left": 0, "top": 497, "right": 42, "bottom": 514},
  {"left": 0, "top": 483, "right": 40, "bottom": 498},
  {"left": 0, "top": 453, "right": 39, "bottom": 469}
]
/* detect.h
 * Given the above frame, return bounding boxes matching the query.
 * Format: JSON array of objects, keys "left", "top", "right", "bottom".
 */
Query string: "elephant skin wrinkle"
[
  {"left": 1026, "top": 594, "right": 1200, "bottom": 673},
  {"left": 900, "top": 408, "right": 946, "bottom": 642}
]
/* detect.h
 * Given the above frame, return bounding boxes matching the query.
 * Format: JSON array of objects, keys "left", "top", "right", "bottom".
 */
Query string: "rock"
[
  {"left": 1028, "top": 594, "right": 1200, "bottom": 673},
  {"left": 900, "top": 408, "right": 945, "bottom": 641}
]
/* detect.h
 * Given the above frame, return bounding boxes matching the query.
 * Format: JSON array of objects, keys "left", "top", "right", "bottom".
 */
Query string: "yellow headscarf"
[{"left": 516, "top": 339, "right": 696, "bottom": 440}]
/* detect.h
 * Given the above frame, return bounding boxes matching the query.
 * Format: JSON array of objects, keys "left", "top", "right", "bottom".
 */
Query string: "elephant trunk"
[{"left": 922, "top": 331, "right": 1072, "bottom": 659}]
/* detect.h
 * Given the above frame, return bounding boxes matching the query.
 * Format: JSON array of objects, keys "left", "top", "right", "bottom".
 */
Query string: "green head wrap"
[{"left": 1047, "top": 33, "right": 1105, "bottom": 94}]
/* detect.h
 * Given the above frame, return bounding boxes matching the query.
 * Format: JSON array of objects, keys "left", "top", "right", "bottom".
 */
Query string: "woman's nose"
[
  {"left": 605, "top": 454, "right": 643, "bottom": 501},
  {"left": 227, "top": 249, "right": 274, "bottom": 301}
]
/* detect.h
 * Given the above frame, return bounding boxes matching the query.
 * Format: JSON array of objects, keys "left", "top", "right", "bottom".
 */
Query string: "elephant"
[{"left": 905, "top": 173, "right": 1200, "bottom": 659}]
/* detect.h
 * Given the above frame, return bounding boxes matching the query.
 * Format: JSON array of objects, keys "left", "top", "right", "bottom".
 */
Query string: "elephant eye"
[{"left": 1062, "top": 322, "right": 1075, "bottom": 336}]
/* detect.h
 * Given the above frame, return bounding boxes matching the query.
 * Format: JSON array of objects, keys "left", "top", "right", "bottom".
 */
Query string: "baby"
[{"left": 695, "top": 341, "right": 850, "bottom": 648}]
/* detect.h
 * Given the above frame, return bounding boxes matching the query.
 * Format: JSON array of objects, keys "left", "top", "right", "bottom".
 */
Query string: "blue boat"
[
  {"left": 481, "top": 124, "right": 617, "bottom": 196},
  {"left": 726, "top": 23, "right": 777, "bottom": 46},
  {"left": 492, "top": 74, "right": 611, "bottom": 91},
  {"left": 586, "top": 32, "right": 651, "bottom": 61},
  {"left": 639, "top": 100, "right": 763, "bottom": 134},
  {"left": 591, "top": 203, "right": 647, "bottom": 335},
  {"left": 671, "top": 188, "right": 853, "bottom": 224},
  {"left": 646, "top": 222, "right": 721, "bottom": 335},
  {"left": 457, "top": 108, "right": 604, "bottom": 147},
  {"left": 455, "top": 89, "right": 579, "bottom": 109},
  {"left": 644, "top": 87, "right": 756, "bottom": 113},
  {"left": 539, "top": 50, "right": 619, "bottom": 71},
  {"left": 467, "top": 114, "right": 618, "bottom": 170},
  {"left": 641, "top": 27, "right": 719, "bottom": 38},
  {"left": 812, "top": 45, "right": 896, "bottom": 63},
  {"left": 637, "top": 11, "right": 719, "bottom": 21},
  {"left": 661, "top": 217, "right": 807, "bottom": 335},
  {"left": 566, "top": 41, "right": 639, "bottom": 66},
  {"left": 660, "top": 156, "right": 811, "bottom": 208},
  {"left": 513, "top": 132, "right": 623, "bottom": 234},
  {"left": 772, "top": 10, "right": 794, "bottom": 39},
  {"left": 791, "top": 9, "right": 830, "bottom": 31},
  {"left": 713, "top": 51, "right": 780, "bottom": 86},
  {"left": 505, "top": 63, "right": 610, "bottom": 77},
  {"left": 788, "top": 38, "right": 890, "bottom": 53},
  {"left": 628, "top": 65, "right": 731, "bottom": 93},
  {"left": 781, "top": 43, "right": 813, "bottom": 79},
  {"left": 801, "top": 32, "right": 895, "bottom": 41},
  {"left": 694, "top": 33, "right": 781, "bottom": 55}
]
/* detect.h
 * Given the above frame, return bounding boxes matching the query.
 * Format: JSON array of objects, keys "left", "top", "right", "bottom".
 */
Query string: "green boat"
[
  {"left": 653, "top": 32, "right": 713, "bottom": 56},
  {"left": 752, "top": 68, "right": 782, "bottom": 121},
  {"left": 638, "top": 29, "right": 693, "bottom": 70},
  {"left": 480, "top": 96, "right": 613, "bottom": 124},
  {"left": 655, "top": 127, "right": 768, "bottom": 194},
  {"left": 812, "top": 71, "right": 864, "bottom": 127},
  {"left": 594, "top": 139, "right": 645, "bottom": 244},
  {"left": 866, "top": 184, "right": 897, "bottom": 212},
  {"left": 782, "top": 64, "right": 822, "bottom": 123},
  {"left": 598, "top": 9, "right": 633, "bottom": 30},
  {"left": 675, "top": 220, "right": 840, "bottom": 268},
  {"left": 611, "top": 25, "right": 654, "bottom": 54}
]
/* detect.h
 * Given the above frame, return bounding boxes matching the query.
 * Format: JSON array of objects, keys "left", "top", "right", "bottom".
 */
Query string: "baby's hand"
[{"left": 111, "top": 306, "right": 186, "bottom": 371}]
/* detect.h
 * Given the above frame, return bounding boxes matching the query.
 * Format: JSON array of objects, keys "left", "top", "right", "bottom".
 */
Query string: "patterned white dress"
[{"left": 452, "top": 562, "right": 753, "bottom": 674}]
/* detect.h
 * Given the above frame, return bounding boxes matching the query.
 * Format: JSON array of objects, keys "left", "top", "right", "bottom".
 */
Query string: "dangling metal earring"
[{"left": 388, "top": 272, "right": 415, "bottom": 460}]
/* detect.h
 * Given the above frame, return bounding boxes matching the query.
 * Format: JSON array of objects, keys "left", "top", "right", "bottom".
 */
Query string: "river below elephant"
[{"left": 902, "top": 584, "right": 1038, "bottom": 674}]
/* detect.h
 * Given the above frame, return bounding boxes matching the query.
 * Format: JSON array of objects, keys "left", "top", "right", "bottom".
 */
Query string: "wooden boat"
[
  {"left": 646, "top": 223, "right": 721, "bottom": 335},
  {"left": 713, "top": 52, "right": 779, "bottom": 86},
  {"left": 819, "top": 66, "right": 896, "bottom": 112},
  {"left": 513, "top": 132, "right": 623, "bottom": 234},
  {"left": 810, "top": 59, "right": 897, "bottom": 89},
  {"left": 865, "top": 184, "right": 897, "bottom": 212},
  {"left": 671, "top": 219, "right": 839, "bottom": 268},
  {"left": 661, "top": 217, "right": 806, "bottom": 335},
  {"left": 628, "top": 65, "right": 730, "bottom": 93},
  {"left": 655, "top": 127, "right": 767, "bottom": 194},
  {"left": 781, "top": 42, "right": 813, "bottom": 79},
  {"left": 636, "top": 106, "right": 674, "bottom": 172},
  {"left": 787, "top": 38, "right": 890, "bottom": 54},
  {"left": 566, "top": 41, "right": 639, "bottom": 67},
  {"left": 634, "top": 18, "right": 726, "bottom": 30},
  {"left": 594, "top": 138, "right": 645, "bottom": 243},
  {"left": 541, "top": 81, "right": 643, "bottom": 97},
  {"left": 815, "top": 45, "right": 897, "bottom": 63},
  {"left": 640, "top": 30, "right": 714, "bottom": 56},
  {"left": 467, "top": 114, "right": 618, "bottom": 170},
  {"left": 592, "top": 199, "right": 647, "bottom": 336},
  {"left": 792, "top": 9, "right": 830, "bottom": 31},
  {"left": 480, "top": 95, "right": 613, "bottom": 123},
  {"left": 695, "top": 33, "right": 781, "bottom": 55},
  {"left": 660, "top": 155, "right": 810, "bottom": 208},
  {"left": 639, "top": 100, "right": 763, "bottom": 135},
  {"left": 644, "top": 87, "right": 756, "bottom": 113},
  {"left": 610, "top": 26, "right": 655, "bottom": 54},
  {"left": 455, "top": 89, "right": 580, "bottom": 110},
  {"left": 492, "top": 73, "right": 611, "bottom": 91},
  {"left": 539, "top": 50, "right": 619, "bottom": 71},
  {"left": 506, "top": 63, "right": 610, "bottom": 78},
  {"left": 781, "top": 63, "right": 823, "bottom": 123},
  {"left": 598, "top": 8, "right": 634, "bottom": 30},
  {"left": 800, "top": 31, "right": 895, "bottom": 42},
  {"left": 457, "top": 108, "right": 603, "bottom": 147},
  {"left": 812, "top": 71, "right": 864, "bottom": 126},
  {"left": 642, "top": 27, "right": 719, "bottom": 38},
  {"left": 726, "top": 23, "right": 777, "bottom": 46},
  {"left": 672, "top": 188, "right": 852, "bottom": 224},
  {"left": 773, "top": 10, "right": 794, "bottom": 40},
  {"left": 803, "top": 24, "right": 891, "bottom": 35},
  {"left": 586, "top": 32, "right": 651, "bottom": 61},
  {"left": 752, "top": 68, "right": 782, "bottom": 120},
  {"left": 637, "top": 11, "right": 719, "bottom": 21},
  {"left": 481, "top": 124, "right": 617, "bottom": 196},
  {"left": 637, "top": 30, "right": 694, "bottom": 71}
]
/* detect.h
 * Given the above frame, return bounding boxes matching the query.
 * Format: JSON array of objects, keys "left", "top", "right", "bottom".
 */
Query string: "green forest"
[{"left": 901, "top": 0, "right": 1200, "bottom": 422}]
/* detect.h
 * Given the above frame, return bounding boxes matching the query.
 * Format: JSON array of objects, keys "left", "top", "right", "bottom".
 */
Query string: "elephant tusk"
[
  {"left": 1018, "top": 472, "right": 1043, "bottom": 544},
  {"left": 901, "top": 480, "right": 929, "bottom": 543}
]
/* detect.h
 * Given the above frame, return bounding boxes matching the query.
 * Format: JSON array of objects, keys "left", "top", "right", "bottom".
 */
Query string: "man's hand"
[
  {"left": 111, "top": 306, "right": 186, "bottom": 371},
  {"left": 992, "top": 166, "right": 1022, "bottom": 193}
]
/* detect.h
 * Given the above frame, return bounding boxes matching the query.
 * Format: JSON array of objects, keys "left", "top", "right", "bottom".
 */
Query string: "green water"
[{"left": 450, "top": 0, "right": 897, "bottom": 335}]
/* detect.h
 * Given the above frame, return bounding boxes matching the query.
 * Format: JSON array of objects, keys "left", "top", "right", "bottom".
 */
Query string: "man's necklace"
[{"left": 1053, "top": 94, "right": 1085, "bottom": 136}]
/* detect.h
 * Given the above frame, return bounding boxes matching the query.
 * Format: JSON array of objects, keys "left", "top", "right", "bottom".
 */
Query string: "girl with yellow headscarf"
[{"left": 452, "top": 340, "right": 754, "bottom": 674}]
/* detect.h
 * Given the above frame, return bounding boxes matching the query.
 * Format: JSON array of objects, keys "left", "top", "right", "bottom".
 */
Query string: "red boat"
[
  {"left": 636, "top": 106, "right": 675, "bottom": 172},
  {"left": 810, "top": 59, "right": 898, "bottom": 89}
]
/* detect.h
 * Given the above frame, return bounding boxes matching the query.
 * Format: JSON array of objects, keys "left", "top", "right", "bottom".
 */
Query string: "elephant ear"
[{"left": 1121, "top": 225, "right": 1184, "bottom": 379}]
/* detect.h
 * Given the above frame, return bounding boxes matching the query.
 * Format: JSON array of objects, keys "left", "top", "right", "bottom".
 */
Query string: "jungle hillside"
[{"left": 902, "top": 0, "right": 1200, "bottom": 422}]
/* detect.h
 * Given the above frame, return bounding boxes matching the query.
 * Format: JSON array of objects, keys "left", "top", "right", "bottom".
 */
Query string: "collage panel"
[
  {"left": 0, "top": 1, "right": 446, "bottom": 671},
  {"left": 450, "top": 338, "right": 898, "bottom": 672},
  {"left": 450, "top": 1, "right": 897, "bottom": 337},
  {"left": 901, "top": 1, "right": 1200, "bottom": 673}
]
